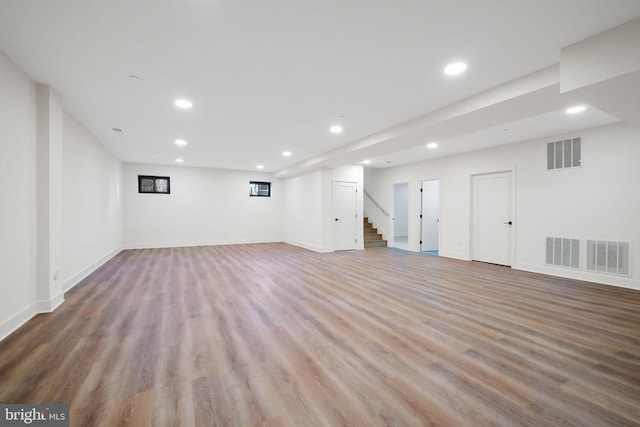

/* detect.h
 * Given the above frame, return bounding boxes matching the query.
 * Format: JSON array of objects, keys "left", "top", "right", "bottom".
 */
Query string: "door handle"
[
  {"left": 335, "top": 218, "right": 340, "bottom": 221},
  {"left": 504, "top": 221, "right": 513, "bottom": 225}
]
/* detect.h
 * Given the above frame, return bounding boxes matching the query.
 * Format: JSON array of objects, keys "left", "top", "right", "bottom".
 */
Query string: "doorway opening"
[
  {"left": 420, "top": 179, "right": 440, "bottom": 255},
  {"left": 391, "top": 182, "right": 409, "bottom": 250}
]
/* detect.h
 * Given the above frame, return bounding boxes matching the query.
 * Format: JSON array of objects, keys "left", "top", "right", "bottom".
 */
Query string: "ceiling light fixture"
[
  {"left": 175, "top": 99, "right": 193, "bottom": 109},
  {"left": 175, "top": 139, "right": 187, "bottom": 146},
  {"left": 566, "top": 105, "right": 586, "bottom": 114},
  {"left": 427, "top": 142, "right": 438, "bottom": 149},
  {"left": 362, "top": 159, "right": 371, "bottom": 165},
  {"left": 257, "top": 164, "right": 265, "bottom": 169},
  {"left": 282, "top": 151, "right": 292, "bottom": 157},
  {"left": 176, "top": 158, "right": 184, "bottom": 163},
  {"left": 330, "top": 125, "right": 343, "bottom": 134},
  {"left": 444, "top": 62, "right": 467, "bottom": 76}
]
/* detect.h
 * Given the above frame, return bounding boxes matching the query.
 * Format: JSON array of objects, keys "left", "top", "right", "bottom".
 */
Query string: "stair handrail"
[{"left": 364, "top": 190, "right": 389, "bottom": 217}]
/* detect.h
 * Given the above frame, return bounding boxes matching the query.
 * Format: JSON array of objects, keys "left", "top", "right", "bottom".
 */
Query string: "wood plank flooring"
[{"left": 1, "top": 243, "right": 640, "bottom": 426}]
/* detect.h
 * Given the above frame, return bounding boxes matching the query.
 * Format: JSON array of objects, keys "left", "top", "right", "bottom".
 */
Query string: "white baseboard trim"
[
  {"left": 283, "top": 239, "right": 333, "bottom": 253},
  {"left": 513, "top": 262, "right": 640, "bottom": 291},
  {"left": 124, "top": 238, "right": 281, "bottom": 250},
  {"left": 36, "top": 290, "right": 65, "bottom": 313},
  {"left": 0, "top": 302, "right": 38, "bottom": 342},
  {"left": 62, "top": 247, "right": 123, "bottom": 293},
  {"left": 438, "top": 250, "right": 470, "bottom": 261}
]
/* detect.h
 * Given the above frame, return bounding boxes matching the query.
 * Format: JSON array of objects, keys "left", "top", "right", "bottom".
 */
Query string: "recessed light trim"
[
  {"left": 175, "top": 158, "right": 184, "bottom": 163},
  {"left": 175, "top": 139, "right": 187, "bottom": 146},
  {"left": 427, "top": 142, "right": 438, "bottom": 149},
  {"left": 566, "top": 105, "right": 586, "bottom": 114},
  {"left": 362, "top": 159, "right": 371, "bottom": 165},
  {"left": 257, "top": 164, "right": 265, "bottom": 169},
  {"left": 444, "top": 62, "right": 467, "bottom": 76},
  {"left": 282, "top": 151, "right": 292, "bottom": 157},
  {"left": 329, "top": 125, "right": 343, "bottom": 134},
  {"left": 175, "top": 99, "right": 193, "bottom": 109}
]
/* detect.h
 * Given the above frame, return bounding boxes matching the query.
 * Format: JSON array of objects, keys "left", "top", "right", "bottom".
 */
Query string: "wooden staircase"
[{"left": 364, "top": 217, "right": 387, "bottom": 248}]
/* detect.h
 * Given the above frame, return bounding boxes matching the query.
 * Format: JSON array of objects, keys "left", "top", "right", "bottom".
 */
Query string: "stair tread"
[{"left": 363, "top": 218, "right": 386, "bottom": 248}]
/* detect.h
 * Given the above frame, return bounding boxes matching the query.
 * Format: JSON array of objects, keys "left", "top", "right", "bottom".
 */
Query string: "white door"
[
  {"left": 472, "top": 172, "right": 513, "bottom": 266},
  {"left": 421, "top": 180, "right": 440, "bottom": 252},
  {"left": 333, "top": 181, "right": 357, "bottom": 251}
]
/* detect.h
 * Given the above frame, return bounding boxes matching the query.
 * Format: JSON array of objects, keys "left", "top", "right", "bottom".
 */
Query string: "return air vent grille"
[
  {"left": 547, "top": 137, "right": 581, "bottom": 170},
  {"left": 546, "top": 237, "right": 580, "bottom": 269},
  {"left": 587, "top": 240, "right": 631, "bottom": 276}
]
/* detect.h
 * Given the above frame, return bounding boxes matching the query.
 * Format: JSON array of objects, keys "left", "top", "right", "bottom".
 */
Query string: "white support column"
[{"left": 36, "top": 84, "right": 64, "bottom": 312}]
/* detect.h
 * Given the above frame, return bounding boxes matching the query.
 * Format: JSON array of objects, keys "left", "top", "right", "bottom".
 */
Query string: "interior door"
[
  {"left": 333, "top": 181, "right": 357, "bottom": 251},
  {"left": 472, "top": 172, "right": 513, "bottom": 266},
  {"left": 421, "top": 180, "right": 440, "bottom": 252}
]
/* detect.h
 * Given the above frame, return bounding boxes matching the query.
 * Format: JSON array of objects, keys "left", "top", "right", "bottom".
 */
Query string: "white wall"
[
  {"left": 0, "top": 50, "right": 125, "bottom": 341},
  {"left": 123, "top": 163, "right": 282, "bottom": 248},
  {"left": 0, "top": 50, "right": 38, "bottom": 340},
  {"left": 283, "top": 171, "right": 325, "bottom": 251},
  {"left": 62, "top": 111, "right": 123, "bottom": 291},
  {"left": 365, "top": 122, "right": 640, "bottom": 290}
]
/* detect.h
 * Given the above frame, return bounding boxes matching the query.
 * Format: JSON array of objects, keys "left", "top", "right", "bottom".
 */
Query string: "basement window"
[
  {"left": 249, "top": 181, "right": 271, "bottom": 197},
  {"left": 138, "top": 175, "right": 170, "bottom": 194}
]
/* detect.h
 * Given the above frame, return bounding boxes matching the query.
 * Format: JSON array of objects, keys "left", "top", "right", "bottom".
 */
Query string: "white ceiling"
[{"left": 1, "top": 0, "right": 639, "bottom": 174}]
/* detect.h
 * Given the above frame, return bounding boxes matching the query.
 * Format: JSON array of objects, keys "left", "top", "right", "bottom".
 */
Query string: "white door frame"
[
  {"left": 333, "top": 180, "right": 358, "bottom": 251},
  {"left": 420, "top": 179, "right": 440, "bottom": 253},
  {"left": 470, "top": 169, "right": 516, "bottom": 266},
  {"left": 390, "top": 182, "right": 409, "bottom": 248}
]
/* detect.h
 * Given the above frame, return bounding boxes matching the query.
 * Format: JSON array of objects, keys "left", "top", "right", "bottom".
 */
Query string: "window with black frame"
[
  {"left": 249, "top": 181, "right": 270, "bottom": 197},
  {"left": 138, "top": 175, "right": 170, "bottom": 194}
]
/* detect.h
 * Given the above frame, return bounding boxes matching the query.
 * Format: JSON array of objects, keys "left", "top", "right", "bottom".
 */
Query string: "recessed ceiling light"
[
  {"left": 362, "top": 159, "right": 371, "bottom": 165},
  {"left": 444, "top": 62, "right": 467, "bottom": 76},
  {"left": 282, "top": 151, "right": 292, "bottom": 157},
  {"left": 176, "top": 158, "right": 184, "bottom": 163},
  {"left": 330, "top": 125, "right": 343, "bottom": 134},
  {"left": 175, "top": 99, "right": 193, "bottom": 109},
  {"left": 175, "top": 139, "right": 187, "bottom": 146},
  {"left": 427, "top": 142, "right": 438, "bottom": 149},
  {"left": 257, "top": 164, "right": 265, "bottom": 169},
  {"left": 566, "top": 105, "right": 586, "bottom": 114}
]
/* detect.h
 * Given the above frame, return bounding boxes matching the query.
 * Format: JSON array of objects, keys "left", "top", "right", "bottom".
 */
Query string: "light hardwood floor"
[{"left": 1, "top": 243, "right": 639, "bottom": 426}]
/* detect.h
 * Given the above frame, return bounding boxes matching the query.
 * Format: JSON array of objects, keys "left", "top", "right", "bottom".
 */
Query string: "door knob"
[
  {"left": 504, "top": 221, "right": 513, "bottom": 225},
  {"left": 335, "top": 218, "right": 340, "bottom": 221}
]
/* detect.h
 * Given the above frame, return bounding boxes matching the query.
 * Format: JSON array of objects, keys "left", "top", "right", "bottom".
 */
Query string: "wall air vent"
[
  {"left": 547, "top": 137, "right": 581, "bottom": 170},
  {"left": 546, "top": 237, "right": 580, "bottom": 269},
  {"left": 586, "top": 240, "right": 631, "bottom": 276}
]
